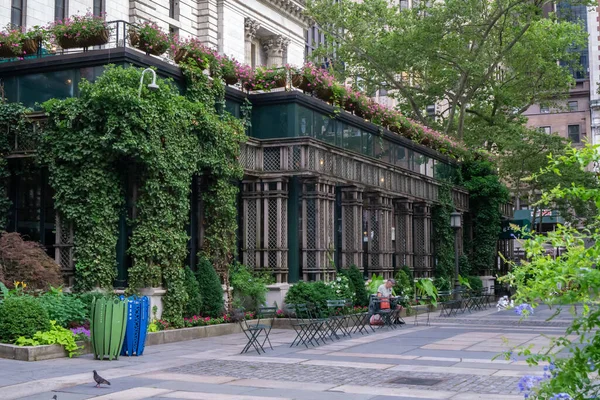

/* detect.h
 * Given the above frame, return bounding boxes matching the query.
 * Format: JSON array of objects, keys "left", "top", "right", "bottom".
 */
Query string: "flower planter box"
[
  {"left": 292, "top": 74, "right": 311, "bottom": 92},
  {"left": 57, "top": 29, "right": 110, "bottom": 50},
  {"left": 129, "top": 31, "right": 168, "bottom": 56},
  {"left": 0, "top": 340, "right": 91, "bottom": 362}
]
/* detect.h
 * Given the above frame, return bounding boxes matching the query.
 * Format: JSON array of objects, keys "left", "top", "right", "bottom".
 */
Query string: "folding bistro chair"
[
  {"left": 327, "top": 300, "right": 352, "bottom": 338},
  {"left": 239, "top": 317, "right": 265, "bottom": 354},
  {"left": 257, "top": 306, "right": 277, "bottom": 350},
  {"left": 390, "top": 296, "right": 405, "bottom": 325},
  {"left": 288, "top": 304, "right": 318, "bottom": 348},
  {"left": 371, "top": 297, "right": 395, "bottom": 329}
]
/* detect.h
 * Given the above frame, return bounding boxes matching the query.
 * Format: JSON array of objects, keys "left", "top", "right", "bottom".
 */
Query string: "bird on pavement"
[
  {"left": 93, "top": 370, "right": 111, "bottom": 388},
  {"left": 52, "top": 396, "right": 57, "bottom": 400}
]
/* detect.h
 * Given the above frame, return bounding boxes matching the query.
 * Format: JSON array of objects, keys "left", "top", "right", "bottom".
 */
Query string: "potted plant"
[
  {"left": 129, "top": 21, "right": 170, "bottom": 56},
  {"left": 291, "top": 64, "right": 312, "bottom": 92},
  {"left": 171, "top": 37, "right": 213, "bottom": 69},
  {"left": 210, "top": 54, "right": 239, "bottom": 85},
  {"left": 51, "top": 13, "right": 111, "bottom": 49},
  {"left": 0, "top": 26, "right": 25, "bottom": 58},
  {"left": 22, "top": 26, "right": 47, "bottom": 55},
  {"left": 245, "top": 66, "right": 287, "bottom": 92}
]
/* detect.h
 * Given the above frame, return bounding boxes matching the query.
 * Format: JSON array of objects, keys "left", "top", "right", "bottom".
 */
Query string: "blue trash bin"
[{"left": 119, "top": 296, "right": 150, "bottom": 356}]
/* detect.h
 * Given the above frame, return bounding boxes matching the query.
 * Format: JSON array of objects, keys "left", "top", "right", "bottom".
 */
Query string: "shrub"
[
  {"left": 401, "top": 265, "right": 413, "bottom": 280},
  {"left": 343, "top": 265, "right": 368, "bottom": 306},
  {"left": 183, "top": 266, "right": 202, "bottom": 318},
  {"left": 0, "top": 232, "right": 63, "bottom": 290},
  {"left": 326, "top": 275, "right": 354, "bottom": 301},
  {"left": 433, "top": 276, "right": 451, "bottom": 292},
  {"left": 16, "top": 321, "right": 81, "bottom": 357},
  {"left": 37, "top": 287, "right": 87, "bottom": 328},
  {"left": 459, "top": 254, "right": 472, "bottom": 276},
  {"left": 230, "top": 263, "right": 270, "bottom": 311},
  {"left": 285, "top": 281, "right": 335, "bottom": 315},
  {"left": 195, "top": 256, "right": 224, "bottom": 317},
  {"left": 76, "top": 291, "right": 114, "bottom": 320},
  {"left": 467, "top": 276, "right": 483, "bottom": 292},
  {"left": 394, "top": 269, "right": 413, "bottom": 299},
  {"left": 0, "top": 296, "right": 51, "bottom": 343}
]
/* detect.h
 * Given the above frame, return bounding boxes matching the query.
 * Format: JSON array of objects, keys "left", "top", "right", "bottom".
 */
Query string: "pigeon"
[
  {"left": 93, "top": 370, "right": 110, "bottom": 388},
  {"left": 52, "top": 396, "right": 57, "bottom": 400}
]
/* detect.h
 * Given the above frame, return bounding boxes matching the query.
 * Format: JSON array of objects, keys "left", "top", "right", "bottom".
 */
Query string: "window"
[
  {"left": 93, "top": 0, "right": 104, "bottom": 17},
  {"left": 399, "top": 0, "right": 409, "bottom": 10},
  {"left": 426, "top": 105, "right": 435, "bottom": 117},
  {"left": 169, "top": 0, "right": 179, "bottom": 20},
  {"left": 568, "top": 125, "right": 580, "bottom": 143},
  {"left": 305, "top": 25, "right": 326, "bottom": 62},
  {"left": 539, "top": 126, "right": 551, "bottom": 134},
  {"left": 169, "top": 26, "right": 179, "bottom": 37},
  {"left": 11, "top": 0, "right": 24, "bottom": 27},
  {"left": 540, "top": 105, "right": 550, "bottom": 114},
  {"left": 55, "top": 0, "right": 66, "bottom": 21},
  {"left": 378, "top": 87, "right": 388, "bottom": 97},
  {"left": 568, "top": 101, "right": 578, "bottom": 112}
]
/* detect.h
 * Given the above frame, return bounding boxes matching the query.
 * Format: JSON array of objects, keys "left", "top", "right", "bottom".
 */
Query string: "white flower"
[{"left": 337, "top": 277, "right": 342, "bottom": 282}]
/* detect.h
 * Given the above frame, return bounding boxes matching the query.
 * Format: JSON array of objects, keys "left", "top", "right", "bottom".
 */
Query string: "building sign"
[{"left": 499, "top": 219, "right": 531, "bottom": 240}]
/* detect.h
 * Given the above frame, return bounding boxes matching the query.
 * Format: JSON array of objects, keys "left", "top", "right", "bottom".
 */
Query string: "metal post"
[{"left": 453, "top": 227, "right": 460, "bottom": 300}]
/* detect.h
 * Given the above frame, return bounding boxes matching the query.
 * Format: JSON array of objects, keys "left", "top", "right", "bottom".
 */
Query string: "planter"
[
  {"left": 174, "top": 48, "right": 188, "bottom": 63},
  {"left": 316, "top": 87, "right": 334, "bottom": 103},
  {"left": 0, "top": 45, "right": 18, "bottom": 58},
  {"left": 209, "top": 68, "right": 238, "bottom": 85},
  {"left": 129, "top": 31, "right": 168, "bottom": 56},
  {"left": 57, "top": 29, "right": 110, "bottom": 49},
  {"left": 0, "top": 341, "right": 91, "bottom": 362},
  {"left": 140, "top": 287, "right": 166, "bottom": 319},
  {"left": 21, "top": 39, "right": 38, "bottom": 55},
  {"left": 274, "top": 77, "right": 287, "bottom": 88},
  {"left": 292, "top": 73, "right": 311, "bottom": 92}
]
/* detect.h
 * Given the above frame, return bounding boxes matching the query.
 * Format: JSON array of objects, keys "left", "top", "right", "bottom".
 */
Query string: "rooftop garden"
[{"left": 0, "top": 14, "right": 467, "bottom": 159}]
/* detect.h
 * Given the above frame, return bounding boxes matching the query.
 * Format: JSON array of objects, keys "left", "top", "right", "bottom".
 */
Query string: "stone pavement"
[{"left": 0, "top": 307, "right": 573, "bottom": 400}]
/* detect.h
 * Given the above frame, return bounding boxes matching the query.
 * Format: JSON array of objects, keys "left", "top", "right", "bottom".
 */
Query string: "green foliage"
[
  {"left": 462, "top": 159, "right": 510, "bottom": 275},
  {"left": 37, "top": 288, "right": 87, "bottom": 328},
  {"left": 433, "top": 276, "right": 451, "bottom": 292},
  {"left": 307, "top": 0, "right": 588, "bottom": 141},
  {"left": 15, "top": 321, "right": 81, "bottom": 357},
  {"left": 499, "top": 144, "right": 600, "bottom": 399},
  {"left": 285, "top": 281, "right": 335, "bottom": 314},
  {"left": 75, "top": 291, "right": 114, "bottom": 320},
  {"left": 343, "top": 265, "right": 368, "bottom": 306},
  {"left": 230, "top": 263, "right": 270, "bottom": 311},
  {"left": 196, "top": 255, "right": 224, "bottom": 317},
  {"left": 183, "top": 266, "right": 202, "bottom": 318},
  {"left": 326, "top": 275, "right": 354, "bottom": 301},
  {"left": 394, "top": 269, "right": 413, "bottom": 299},
  {"left": 459, "top": 254, "right": 472, "bottom": 277},
  {"left": 467, "top": 276, "right": 483, "bottom": 292},
  {"left": 432, "top": 184, "right": 455, "bottom": 280},
  {"left": 0, "top": 296, "right": 51, "bottom": 343},
  {"left": 415, "top": 278, "right": 438, "bottom": 307}
]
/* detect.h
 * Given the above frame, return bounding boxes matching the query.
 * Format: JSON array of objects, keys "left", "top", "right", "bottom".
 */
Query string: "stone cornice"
[{"left": 258, "top": 0, "right": 310, "bottom": 25}]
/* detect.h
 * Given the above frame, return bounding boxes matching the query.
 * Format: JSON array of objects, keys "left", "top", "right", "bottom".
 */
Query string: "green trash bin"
[{"left": 90, "top": 297, "right": 128, "bottom": 360}]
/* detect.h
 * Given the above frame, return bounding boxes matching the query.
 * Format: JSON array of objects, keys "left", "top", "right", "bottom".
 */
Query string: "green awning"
[{"left": 499, "top": 219, "right": 531, "bottom": 239}]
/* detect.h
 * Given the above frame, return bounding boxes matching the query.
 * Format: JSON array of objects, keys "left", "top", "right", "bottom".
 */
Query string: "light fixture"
[
  {"left": 319, "top": 159, "right": 324, "bottom": 166},
  {"left": 450, "top": 211, "right": 462, "bottom": 229},
  {"left": 66, "top": 79, "right": 72, "bottom": 85},
  {"left": 138, "top": 68, "right": 159, "bottom": 98},
  {"left": 380, "top": 177, "right": 385, "bottom": 183}
]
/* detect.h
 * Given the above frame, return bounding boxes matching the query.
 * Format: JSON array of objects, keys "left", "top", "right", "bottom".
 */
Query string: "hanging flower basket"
[
  {"left": 57, "top": 29, "right": 110, "bottom": 50},
  {"left": 173, "top": 48, "right": 188, "bottom": 63},
  {"left": 292, "top": 73, "right": 311, "bottom": 92},
  {"left": 129, "top": 30, "right": 169, "bottom": 56},
  {"left": 21, "top": 39, "right": 38, "bottom": 55},
  {"left": 274, "top": 77, "right": 287, "bottom": 88},
  {"left": 316, "top": 87, "right": 334, "bottom": 103},
  {"left": 0, "top": 46, "right": 16, "bottom": 58}
]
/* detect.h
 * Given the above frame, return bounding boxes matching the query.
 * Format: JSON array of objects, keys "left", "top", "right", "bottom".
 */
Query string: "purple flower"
[
  {"left": 70, "top": 327, "right": 91, "bottom": 337},
  {"left": 515, "top": 303, "right": 534, "bottom": 316},
  {"left": 549, "top": 394, "right": 572, "bottom": 400}
]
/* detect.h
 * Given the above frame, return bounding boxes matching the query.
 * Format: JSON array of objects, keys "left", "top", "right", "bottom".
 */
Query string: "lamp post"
[
  {"left": 138, "top": 68, "right": 159, "bottom": 98},
  {"left": 450, "top": 211, "right": 462, "bottom": 299}
]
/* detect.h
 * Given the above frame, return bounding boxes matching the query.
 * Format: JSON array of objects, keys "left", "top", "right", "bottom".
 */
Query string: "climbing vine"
[
  {"left": 431, "top": 184, "right": 455, "bottom": 280},
  {"left": 461, "top": 159, "right": 510, "bottom": 275},
  {"left": 182, "top": 60, "right": 246, "bottom": 312},
  {"left": 40, "top": 64, "right": 244, "bottom": 326}
]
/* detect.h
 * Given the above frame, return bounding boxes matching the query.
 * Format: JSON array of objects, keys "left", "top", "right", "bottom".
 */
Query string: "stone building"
[{"left": 0, "top": 0, "right": 510, "bottom": 289}]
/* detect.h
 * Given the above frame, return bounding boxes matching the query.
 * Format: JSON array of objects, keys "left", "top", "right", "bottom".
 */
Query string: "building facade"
[{"left": 0, "top": 0, "right": 513, "bottom": 289}]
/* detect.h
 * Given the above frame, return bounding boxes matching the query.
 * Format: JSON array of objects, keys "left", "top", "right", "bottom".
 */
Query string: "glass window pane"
[{"left": 568, "top": 125, "right": 580, "bottom": 143}]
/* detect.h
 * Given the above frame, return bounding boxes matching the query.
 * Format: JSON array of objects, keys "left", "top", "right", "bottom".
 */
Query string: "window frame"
[
  {"left": 539, "top": 126, "right": 551, "bottom": 134},
  {"left": 11, "top": 0, "right": 25, "bottom": 27},
  {"left": 540, "top": 105, "right": 550, "bottom": 114},
  {"left": 568, "top": 101, "right": 578, "bottom": 112},
  {"left": 93, "top": 0, "right": 105, "bottom": 17},
  {"left": 55, "top": 0, "right": 67, "bottom": 21},
  {"left": 568, "top": 124, "right": 580, "bottom": 143}
]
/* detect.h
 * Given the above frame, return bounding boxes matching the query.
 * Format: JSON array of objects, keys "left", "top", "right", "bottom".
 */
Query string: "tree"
[
  {"left": 195, "top": 255, "right": 224, "bottom": 317},
  {"left": 306, "top": 0, "right": 588, "bottom": 140},
  {"left": 502, "top": 144, "right": 600, "bottom": 400}
]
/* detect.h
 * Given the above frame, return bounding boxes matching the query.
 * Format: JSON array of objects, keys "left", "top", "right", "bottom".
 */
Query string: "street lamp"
[
  {"left": 138, "top": 68, "right": 159, "bottom": 98},
  {"left": 450, "top": 211, "right": 462, "bottom": 298}
]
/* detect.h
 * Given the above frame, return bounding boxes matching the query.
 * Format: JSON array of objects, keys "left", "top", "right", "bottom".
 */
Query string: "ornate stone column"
[
  {"left": 365, "top": 192, "right": 394, "bottom": 278},
  {"left": 413, "top": 202, "right": 432, "bottom": 278},
  {"left": 262, "top": 35, "right": 289, "bottom": 67},
  {"left": 300, "top": 179, "right": 336, "bottom": 281},
  {"left": 244, "top": 18, "right": 260, "bottom": 66},
  {"left": 394, "top": 199, "right": 413, "bottom": 271},
  {"left": 340, "top": 187, "right": 363, "bottom": 270}
]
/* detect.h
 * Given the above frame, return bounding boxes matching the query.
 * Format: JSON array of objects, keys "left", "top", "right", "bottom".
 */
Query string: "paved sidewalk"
[{"left": 0, "top": 307, "right": 570, "bottom": 400}]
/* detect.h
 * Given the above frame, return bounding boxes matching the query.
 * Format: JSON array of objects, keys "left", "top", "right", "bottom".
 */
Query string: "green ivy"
[
  {"left": 432, "top": 184, "right": 455, "bottom": 281},
  {"left": 461, "top": 160, "right": 510, "bottom": 275},
  {"left": 41, "top": 63, "right": 246, "bottom": 326}
]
